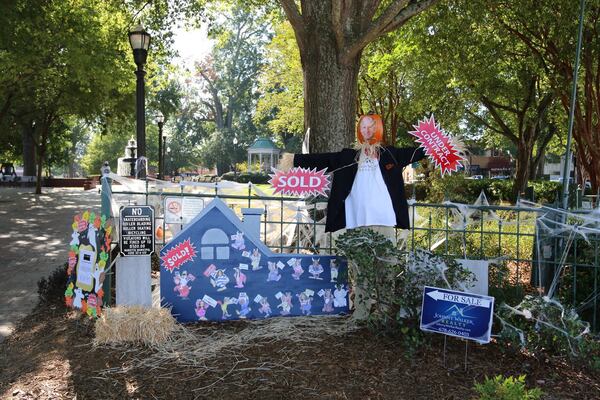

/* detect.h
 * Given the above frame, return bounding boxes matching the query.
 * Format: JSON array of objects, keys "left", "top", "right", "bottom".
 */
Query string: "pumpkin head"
[{"left": 356, "top": 114, "right": 384, "bottom": 144}]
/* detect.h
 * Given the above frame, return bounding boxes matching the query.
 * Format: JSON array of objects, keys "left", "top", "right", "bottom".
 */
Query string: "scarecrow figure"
[{"left": 281, "top": 114, "right": 426, "bottom": 232}]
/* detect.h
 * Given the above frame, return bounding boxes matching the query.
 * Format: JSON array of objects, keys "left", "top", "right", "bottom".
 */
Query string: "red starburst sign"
[
  {"left": 409, "top": 115, "right": 465, "bottom": 176},
  {"left": 269, "top": 167, "right": 331, "bottom": 197},
  {"left": 161, "top": 238, "right": 197, "bottom": 272}
]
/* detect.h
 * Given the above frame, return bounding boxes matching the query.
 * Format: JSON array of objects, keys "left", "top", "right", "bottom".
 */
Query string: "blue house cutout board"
[{"left": 160, "top": 198, "right": 349, "bottom": 322}]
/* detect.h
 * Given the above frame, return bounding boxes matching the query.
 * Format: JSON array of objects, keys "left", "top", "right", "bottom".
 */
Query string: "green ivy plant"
[
  {"left": 497, "top": 295, "right": 596, "bottom": 364},
  {"left": 336, "top": 229, "right": 474, "bottom": 353},
  {"left": 336, "top": 228, "right": 405, "bottom": 331},
  {"left": 474, "top": 375, "right": 543, "bottom": 400}
]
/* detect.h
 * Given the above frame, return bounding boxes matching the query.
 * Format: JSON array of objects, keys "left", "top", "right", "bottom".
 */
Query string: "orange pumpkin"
[{"left": 356, "top": 114, "right": 384, "bottom": 144}]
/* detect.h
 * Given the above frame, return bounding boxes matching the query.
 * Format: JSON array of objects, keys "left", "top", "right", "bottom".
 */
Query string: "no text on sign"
[
  {"left": 120, "top": 205, "right": 155, "bottom": 256},
  {"left": 420, "top": 286, "right": 494, "bottom": 344}
]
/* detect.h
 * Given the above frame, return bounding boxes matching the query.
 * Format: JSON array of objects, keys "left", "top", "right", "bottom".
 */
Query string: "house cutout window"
[{"left": 200, "top": 228, "right": 230, "bottom": 260}]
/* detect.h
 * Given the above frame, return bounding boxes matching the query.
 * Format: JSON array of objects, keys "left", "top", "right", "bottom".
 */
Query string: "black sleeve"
[
  {"left": 293, "top": 152, "right": 341, "bottom": 172},
  {"left": 393, "top": 147, "right": 426, "bottom": 167}
]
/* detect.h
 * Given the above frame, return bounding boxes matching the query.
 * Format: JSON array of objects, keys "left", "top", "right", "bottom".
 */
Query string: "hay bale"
[{"left": 94, "top": 306, "right": 177, "bottom": 347}]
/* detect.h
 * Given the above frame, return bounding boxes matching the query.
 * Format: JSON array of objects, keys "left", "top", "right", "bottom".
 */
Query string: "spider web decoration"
[{"left": 409, "top": 114, "right": 465, "bottom": 176}]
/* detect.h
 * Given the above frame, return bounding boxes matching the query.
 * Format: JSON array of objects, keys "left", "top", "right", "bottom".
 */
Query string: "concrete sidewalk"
[{"left": 0, "top": 187, "right": 100, "bottom": 342}]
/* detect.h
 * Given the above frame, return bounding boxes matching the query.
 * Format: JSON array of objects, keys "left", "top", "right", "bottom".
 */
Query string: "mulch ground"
[{"left": 1, "top": 304, "right": 599, "bottom": 400}]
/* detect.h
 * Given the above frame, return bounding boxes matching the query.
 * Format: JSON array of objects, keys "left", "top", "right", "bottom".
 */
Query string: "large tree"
[
  {"left": 194, "top": 3, "right": 271, "bottom": 173},
  {"left": 278, "top": 0, "right": 437, "bottom": 152},
  {"left": 492, "top": 0, "right": 600, "bottom": 191},
  {"left": 1, "top": 0, "right": 136, "bottom": 192},
  {"left": 416, "top": 0, "right": 561, "bottom": 196}
]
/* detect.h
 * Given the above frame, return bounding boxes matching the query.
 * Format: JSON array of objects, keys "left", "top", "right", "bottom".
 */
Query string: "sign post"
[{"left": 116, "top": 205, "right": 155, "bottom": 307}]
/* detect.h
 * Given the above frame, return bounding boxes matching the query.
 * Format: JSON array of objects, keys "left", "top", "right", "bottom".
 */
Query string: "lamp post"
[
  {"left": 128, "top": 24, "right": 151, "bottom": 179},
  {"left": 156, "top": 111, "right": 165, "bottom": 179},
  {"left": 162, "top": 134, "right": 168, "bottom": 179},
  {"left": 232, "top": 136, "right": 238, "bottom": 178}
]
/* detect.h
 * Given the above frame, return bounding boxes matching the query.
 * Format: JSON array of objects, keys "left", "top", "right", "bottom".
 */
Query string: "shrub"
[
  {"left": 221, "top": 171, "right": 270, "bottom": 184},
  {"left": 412, "top": 174, "right": 576, "bottom": 205},
  {"left": 335, "top": 230, "right": 473, "bottom": 354},
  {"left": 335, "top": 228, "right": 405, "bottom": 331},
  {"left": 497, "top": 295, "right": 592, "bottom": 359},
  {"left": 474, "top": 375, "right": 542, "bottom": 400},
  {"left": 37, "top": 263, "right": 68, "bottom": 306}
]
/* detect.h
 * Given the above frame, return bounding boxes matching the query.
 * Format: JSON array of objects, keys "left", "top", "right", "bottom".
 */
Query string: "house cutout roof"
[{"left": 171, "top": 197, "right": 272, "bottom": 256}]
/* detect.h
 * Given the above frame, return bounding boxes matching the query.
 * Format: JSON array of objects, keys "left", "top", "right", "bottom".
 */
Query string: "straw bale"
[{"left": 94, "top": 306, "right": 177, "bottom": 347}]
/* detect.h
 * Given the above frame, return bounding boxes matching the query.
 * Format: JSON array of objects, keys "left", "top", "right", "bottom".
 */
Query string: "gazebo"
[{"left": 247, "top": 137, "right": 280, "bottom": 173}]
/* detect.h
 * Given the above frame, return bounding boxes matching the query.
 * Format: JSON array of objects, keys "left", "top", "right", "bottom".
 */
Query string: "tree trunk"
[
  {"left": 21, "top": 121, "right": 36, "bottom": 177},
  {"left": 35, "top": 144, "right": 45, "bottom": 195},
  {"left": 301, "top": 2, "right": 361, "bottom": 152},
  {"left": 513, "top": 140, "right": 531, "bottom": 199}
]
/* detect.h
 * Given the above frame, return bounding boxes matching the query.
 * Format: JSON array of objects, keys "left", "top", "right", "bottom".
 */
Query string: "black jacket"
[{"left": 294, "top": 146, "right": 425, "bottom": 233}]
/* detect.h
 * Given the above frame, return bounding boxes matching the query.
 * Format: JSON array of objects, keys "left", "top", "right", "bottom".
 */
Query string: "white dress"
[{"left": 344, "top": 151, "right": 396, "bottom": 229}]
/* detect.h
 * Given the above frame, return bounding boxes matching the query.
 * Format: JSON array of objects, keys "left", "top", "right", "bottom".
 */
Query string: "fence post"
[{"left": 100, "top": 162, "right": 113, "bottom": 305}]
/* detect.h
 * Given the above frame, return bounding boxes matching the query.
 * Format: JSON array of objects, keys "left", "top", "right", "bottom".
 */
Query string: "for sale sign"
[
  {"left": 409, "top": 115, "right": 465, "bottom": 176},
  {"left": 420, "top": 286, "right": 494, "bottom": 344},
  {"left": 269, "top": 167, "right": 331, "bottom": 197}
]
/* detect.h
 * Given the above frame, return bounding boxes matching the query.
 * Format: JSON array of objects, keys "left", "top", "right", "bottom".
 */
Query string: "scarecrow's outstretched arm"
[
  {"left": 279, "top": 152, "right": 341, "bottom": 172},
  {"left": 392, "top": 147, "right": 426, "bottom": 167}
]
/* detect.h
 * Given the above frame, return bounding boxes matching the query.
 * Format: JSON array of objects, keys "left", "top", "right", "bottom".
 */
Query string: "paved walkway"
[{"left": 0, "top": 187, "right": 100, "bottom": 342}]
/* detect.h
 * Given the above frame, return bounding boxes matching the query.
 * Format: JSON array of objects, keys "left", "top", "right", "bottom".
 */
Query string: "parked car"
[
  {"left": 467, "top": 175, "right": 484, "bottom": 180},
  {"left": 491, "top": 175, "right": 510, "bottom": 180}
]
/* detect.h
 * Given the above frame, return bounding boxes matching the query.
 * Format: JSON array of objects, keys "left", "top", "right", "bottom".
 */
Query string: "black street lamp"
[
  {"left": 162, "top": 134, "right": 168, "bottom": 179},
  {"left": 128, "top": 24, "right": 151, "bottom": 178},
  {"left": 156, "top": 111, "right": 165, "bottom": 179}
]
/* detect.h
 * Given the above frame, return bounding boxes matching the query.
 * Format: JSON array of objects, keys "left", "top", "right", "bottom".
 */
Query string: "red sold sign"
[
  {"left": 269, "top": 167, "right": 331, "bottom": 197},
  {"left": 409, "top": 115, "right": 465, "bottom": 176},
  {"left": 161, "top": 238, "right": 197, "bottom": 272}
]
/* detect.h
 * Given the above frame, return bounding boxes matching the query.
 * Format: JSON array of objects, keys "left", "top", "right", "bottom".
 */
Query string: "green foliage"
[
  {"left": 406, "top": 175, "right": 565, "bottom": 205},
  {"left": 488, "top": 263, "right": 526, "bottom": 309},
  {"left": 473, "top": 375, "right": 542, "bottom": 400},
  {"left": 336, "top": 230, "right": 473, "bottom": 355},
  {"left": 336, "top": 228, "right": 406, "bottom": 332},
  {"left": 193, "top": 3, "right": 273, "bottom": 173},
  {"left": 497, "top": 295, "right": 591, "bottom": 359},
  {"left": 220, "top": 171, "right": 270, "bottom": 184},
  {"left": 255, "top": 20, "right": 304, "bottom": 142}
]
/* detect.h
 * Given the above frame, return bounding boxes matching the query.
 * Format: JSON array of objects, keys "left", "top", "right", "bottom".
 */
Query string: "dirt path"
[{"left": 0, "top": 187, "right": 100, "bottom": 342}]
